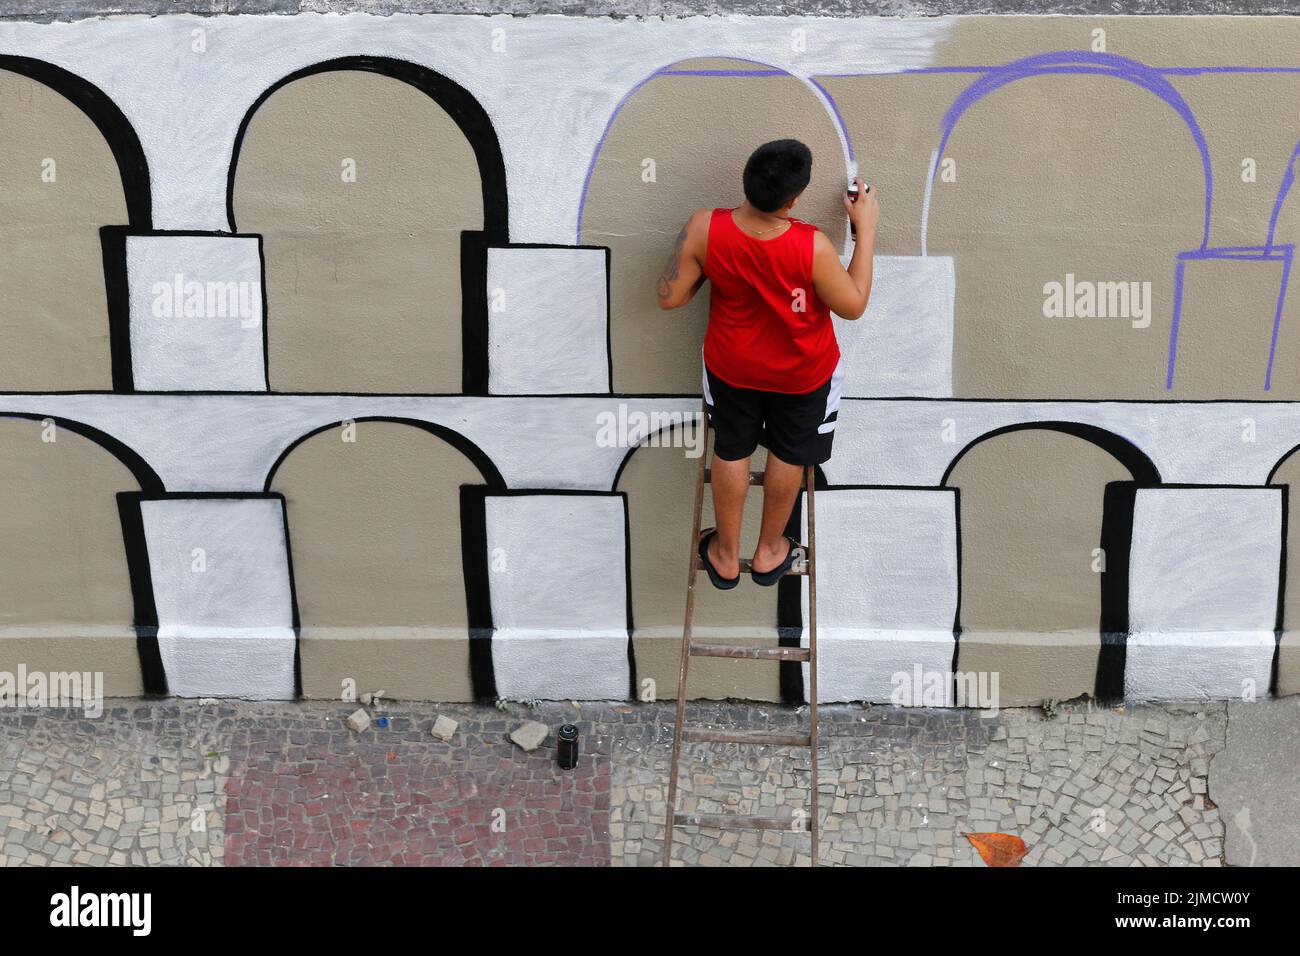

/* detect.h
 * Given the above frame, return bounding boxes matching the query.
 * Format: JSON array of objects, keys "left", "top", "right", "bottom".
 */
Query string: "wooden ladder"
[{"left": 662, "top": 403, "right": 820, "bottom": 866}]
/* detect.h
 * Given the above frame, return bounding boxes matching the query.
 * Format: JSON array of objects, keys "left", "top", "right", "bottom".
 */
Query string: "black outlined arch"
[
  {"left": 609, "top": 414, "right": 705, "bottom": 492},
  {"left": 0, "top": 413, "right": 166, "bottom": 694},
  {"left": 1265, "top": 441, "right": 1300, "bottom": 485},
  {"left": 0, "top": 55, "right": 152, "bottom": 228},
  {"left": 0, "top": 412, "right": 164, "bottom": 492},
  {"left": 265, "top": 417, "right": 506, "bottom": 701},
  {"left": 941, "top": 422, "right": 1161, "bottom": 705},
  {"left": 940, "top": 421, "right": 1162, "bottom": 488},
  {"left": 262, "top": 416, "right": 505, "bottom": 491},
  {"left": 226, "top": 56, "right": 508, "bottom": 394},
  {"left": 225, "top": 55, "right": 507, "bottom": 240}
]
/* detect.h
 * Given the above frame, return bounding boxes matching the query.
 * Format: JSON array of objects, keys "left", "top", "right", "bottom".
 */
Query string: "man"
[{"left": 656, "top": 139, "right": 879, "bottom": 588}]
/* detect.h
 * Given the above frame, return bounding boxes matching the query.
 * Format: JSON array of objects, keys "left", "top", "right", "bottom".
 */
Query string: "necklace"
[{"left": 736, "top": 211, "right": 790, "bottom": 236}]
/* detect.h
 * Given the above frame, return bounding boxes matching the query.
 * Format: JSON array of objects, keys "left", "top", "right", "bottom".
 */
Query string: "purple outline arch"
[
  {"left": 1238, "top": 140, "right": 1300, "bottom": 393},
  {"left": 925, "top": 52, "right": 1228, "bottom": 394},
  {"left": 1267, "top": 140, "right": 1300, "bottom": 254},
  {"left": 928, "top": 51, "right": 1214, "bottom": 250},
  {"left": 1165, "top": 133, "right": 1300, "bottom": 393},
  {"left": 575, "top": 57, "right": 855, "bottom": 246}
]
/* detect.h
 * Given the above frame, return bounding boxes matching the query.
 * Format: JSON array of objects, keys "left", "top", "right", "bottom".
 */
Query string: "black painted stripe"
[
  {"left": 115, "top": 493, "right": 167, "bottom": 696},
  {"left": 1096, "top": 481, "right": 1139, "bottom": 703},
  {"left": 459, "top": 486, "right": 497, "bottom": 702}
]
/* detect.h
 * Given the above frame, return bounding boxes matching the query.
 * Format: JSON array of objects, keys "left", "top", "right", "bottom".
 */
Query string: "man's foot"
[
  {"left": 750, "top": 536, "right": 805, "bottom": 587},
  {"left": 751, "top": 537, "right": 792, "bottom": 575},
  {"left": 699, "top": 529, "right": 740, "bottom": 590}
]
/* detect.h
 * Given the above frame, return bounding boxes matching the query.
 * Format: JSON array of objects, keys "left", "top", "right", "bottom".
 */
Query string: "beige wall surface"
[
  {"left": 0, "top": 419, "right": 143, "bottom": 696},
  {"left": 0, "top": 72, "right": 125, "bottom": 390},
  {"left": 269, "top": 421, "right": 484, "bottom": 700},
  {"left": 822, "top": 16, "right": 1300, "bottom": 401},
  {"left": 581, "top": 20, "right": 1300, "bottom": 402},
  {"left": 233, "top": 71, "right": 482, "bottom": 393},
  {"left": 5, "top": 15, "right": 1300, "bottom": 705},
  {"left": 621, "top": 441, "right": 782, "bottom": 701},
  {"left": 947, "top": 429, "right": 1133, "bottom": 705}
]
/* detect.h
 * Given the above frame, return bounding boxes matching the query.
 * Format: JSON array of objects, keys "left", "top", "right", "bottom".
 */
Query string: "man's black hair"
[{"left": 742, "top": 139, "right": 813, "bottom": 213}]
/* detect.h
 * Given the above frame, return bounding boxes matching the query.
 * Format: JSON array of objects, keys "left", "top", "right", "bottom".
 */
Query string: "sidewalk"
[{"left": 0, "top": 695, "right": 1293, "bottom": 866}]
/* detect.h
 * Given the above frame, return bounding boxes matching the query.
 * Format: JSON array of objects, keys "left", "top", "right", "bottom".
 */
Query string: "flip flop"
[
  {"left": 698, "top": 528, "right": 740, "bottom": 590},
  {"left": 751, "top": 536, "right": 806, "bottom": 587}
]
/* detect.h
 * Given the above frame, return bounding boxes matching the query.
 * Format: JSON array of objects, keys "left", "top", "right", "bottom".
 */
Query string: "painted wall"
[{"left": 1, "top": 12, "right": 1299, "bottom": 706}]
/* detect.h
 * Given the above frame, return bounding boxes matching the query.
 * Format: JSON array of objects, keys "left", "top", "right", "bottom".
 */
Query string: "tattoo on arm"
[{"left": 656, "top": 227, "right": 687, "bottom": 300}]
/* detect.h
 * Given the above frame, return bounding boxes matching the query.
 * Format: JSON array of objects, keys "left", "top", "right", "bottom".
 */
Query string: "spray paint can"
[
  {"left": 557, "top": 724, "right": 580, "bottom": 770},
  {"left": 846, "top": 178, "right": 859, "bottom": 241}
]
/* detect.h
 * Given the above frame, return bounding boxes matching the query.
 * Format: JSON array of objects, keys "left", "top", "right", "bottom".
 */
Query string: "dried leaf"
[{"left": 964, "top": 832, "right": 1028, "bottom": 867}]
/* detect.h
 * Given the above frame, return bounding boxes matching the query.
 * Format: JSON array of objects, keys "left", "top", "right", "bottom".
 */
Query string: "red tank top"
[{"left": 701, "top": 207, "right": 840, "bottom": 393}]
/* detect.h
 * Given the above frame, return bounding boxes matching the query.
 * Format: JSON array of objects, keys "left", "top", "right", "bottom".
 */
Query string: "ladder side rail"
[
  {"left": 805, "top": 465, "right": 819, "bottom": 867},
  {"left": 662, "top": 401, "right": 711, "bottom": 866}
]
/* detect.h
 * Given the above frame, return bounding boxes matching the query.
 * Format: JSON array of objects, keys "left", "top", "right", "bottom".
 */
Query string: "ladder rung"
[
  {"left": 673, "top": 812, "right": 810, "bottom": 832},
  {"left": 703, "top": 469, "right": 765, "bottom": 486},
  {"left": 738, "top": 561, "right": 806, "bottom": 574},
  {"left": 682, "top": 727, "right": 811, "bottom": 747},
  {"left": 690, "top": 643, "right": 810, "bottom": 662},
  {"left": 698, "top": 559, "right": 806, "bottom": 575}
]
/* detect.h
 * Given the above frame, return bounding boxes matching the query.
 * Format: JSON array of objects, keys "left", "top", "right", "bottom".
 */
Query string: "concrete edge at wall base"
[
  {"left": 490, "top": 627, "right": 630, "bottom": 700},
  {"left": 156, "top": 625, "right": 297, "bottom": 699},
  {"left": 1123, "top": 630, "right": 1276, "bottom": 701},
  {"left": 4, "top": 625, "right": 1287, "bottom": 706},
  {"left": 789, "top": 628, "right": 1282, "bottom": 707}
]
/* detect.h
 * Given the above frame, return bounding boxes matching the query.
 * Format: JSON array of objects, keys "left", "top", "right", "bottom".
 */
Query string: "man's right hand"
[{"left": 844, "top": 176, "right": 880, "bottom": 237}]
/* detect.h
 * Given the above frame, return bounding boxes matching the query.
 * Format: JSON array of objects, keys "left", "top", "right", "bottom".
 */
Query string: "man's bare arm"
[
  {"left": 811, "top": 180, "right": 880, "bottom": 320},
  {"left": 656, "top": 209, "right": 710, "bottom": 310}
]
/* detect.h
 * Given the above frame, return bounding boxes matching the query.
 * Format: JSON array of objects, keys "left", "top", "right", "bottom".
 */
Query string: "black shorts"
[{"left": 703, "top": 360, "right": 843, "bottom": 467}]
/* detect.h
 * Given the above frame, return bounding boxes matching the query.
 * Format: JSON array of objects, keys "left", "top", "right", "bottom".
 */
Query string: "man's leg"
[
  {"left": 708, "top": 455, "right": 750, "bottom": 578},
  {"left": 752, "top": 451, "right": 802, "bottom": 574},
  {"left": 701, "top": 365, "right": 763, "bottom": 581},
  {"left": 751, "top": 362, "right": 840, "bottom": 575}
]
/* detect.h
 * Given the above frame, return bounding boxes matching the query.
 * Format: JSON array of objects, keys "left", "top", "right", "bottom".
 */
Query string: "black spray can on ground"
[{"left": 557, "top": 724, "right": 580, "bottom": 770}]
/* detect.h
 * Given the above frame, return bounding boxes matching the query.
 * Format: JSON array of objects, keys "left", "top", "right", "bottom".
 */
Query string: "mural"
[{"left": 2, "top": 13, "right": 1300, "bottom": 706}]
